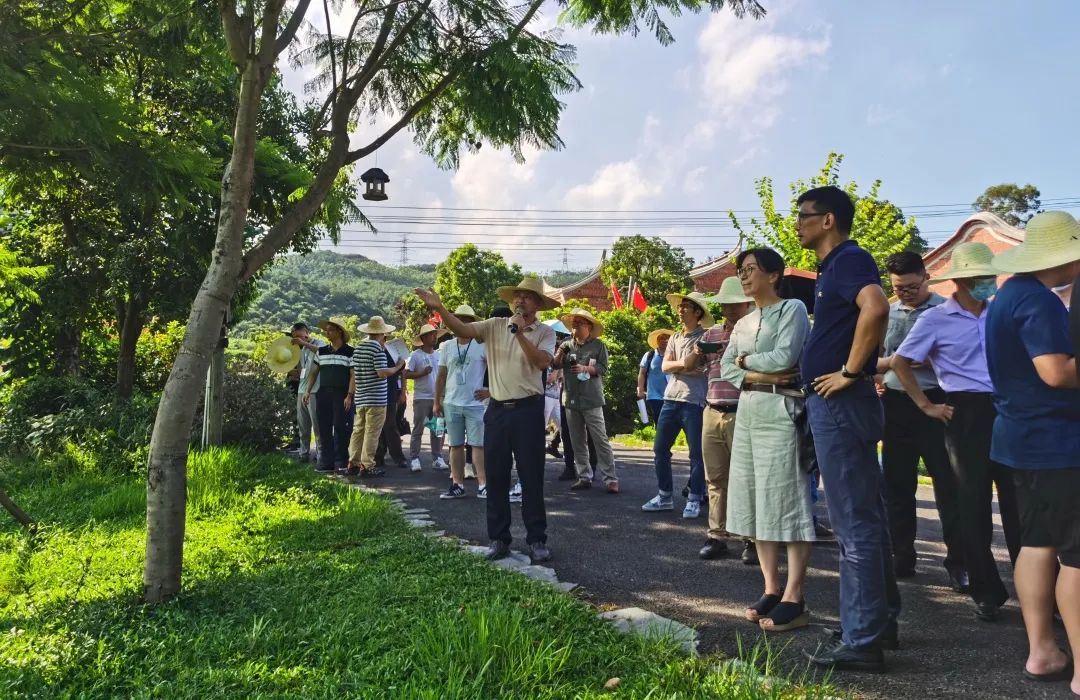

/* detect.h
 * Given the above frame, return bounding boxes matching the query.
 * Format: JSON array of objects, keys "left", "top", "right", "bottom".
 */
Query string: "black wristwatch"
[{"left": 841, "top": 364, "right": 861, "bottom": 379}]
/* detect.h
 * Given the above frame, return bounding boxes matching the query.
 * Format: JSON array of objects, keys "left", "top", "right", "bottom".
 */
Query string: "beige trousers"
[
  {"left": 349, "top": 406, "right": 387, "bottom": 468},
  {"left": 565, "top": 406, "right": 617, "bottom": 483},
  {"left": 702, "top": 406, "right": 737, "bottom": 540}
]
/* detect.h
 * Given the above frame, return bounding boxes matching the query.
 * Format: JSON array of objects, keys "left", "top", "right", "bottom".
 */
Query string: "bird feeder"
[{"left": 360, "top": 167, "right": 390, "bottom": 201}]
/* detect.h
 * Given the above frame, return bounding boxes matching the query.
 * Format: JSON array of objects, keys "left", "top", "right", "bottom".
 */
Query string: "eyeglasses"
[
  {"left": 735, "top": 264, "right": 758, "bottom": 280},
  {"left": 893, "top": 282, "right": 923, "bottom": 295},
  {"left": 796, "top": 212, "right": 827, "bottom": 221}
]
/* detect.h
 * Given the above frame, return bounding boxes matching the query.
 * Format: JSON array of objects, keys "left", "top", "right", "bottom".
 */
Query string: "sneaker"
[
  {"left": 433, "top": 457, "right": 449, "bottom": 471},
  {"left": 410, "top": 458, "right": 422, "bottom": 472},
  {"left": 641, "top": 494, "right": 674, "bottom": 512},
  {"left": 682, "top": 500, "right": 702, "bottom": 519},
  {"left": 509, "top": 482, "right": 523, "bottom": 503},
  {"left": 605, "top": 481, "right": 620, "bottom": 494},
  {"left": 440, "top": 483, "right": 467, "bottom": 500},
  {"left": 477, "top": 485, "right": 488, "bottom": 499},
  {"left": 464, "top": 463, "right": 477, "bottom": 480},
  {"left": 742, "top": 540, "right": 758, "bottom": 566},
  {"left": 315, "top": 463, "right": 336, "bottom": 473}
]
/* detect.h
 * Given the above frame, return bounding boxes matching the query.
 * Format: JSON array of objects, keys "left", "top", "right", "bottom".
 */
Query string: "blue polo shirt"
[
  {"left": 800, "top": 240, "right": 881, "bottom": 399},
  {"left": 986, "top": 274, "right": 1080, "bottom": 470}
]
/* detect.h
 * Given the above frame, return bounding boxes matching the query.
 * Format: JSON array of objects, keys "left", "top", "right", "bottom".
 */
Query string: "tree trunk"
[
  {"left": 142, "top": 62, "right": 266, "bottom": 602},
  {"left": 56, "top": 324, "right": 81, "bottom": 376},
  {"left": 116, "top": 295, "right": 146, "bottom": 400},
  {"left": 204, "top": 330, "right": 226, "bottom": 447}
]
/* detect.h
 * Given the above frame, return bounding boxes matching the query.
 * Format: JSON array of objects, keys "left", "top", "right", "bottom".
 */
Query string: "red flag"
[
  {"left": 429, "top": 311, "right": 443, "bottom": 326},
  {"left": 631, "top": 285, "right": 648, "bottom": 312},
  {"left": 610, "top": 283, "right": 624, "bottom": 309}
]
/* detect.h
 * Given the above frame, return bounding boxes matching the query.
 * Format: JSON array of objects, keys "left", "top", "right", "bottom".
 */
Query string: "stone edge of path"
[{"left": 338, "top": 477, "right": 700, "bottom": 657}]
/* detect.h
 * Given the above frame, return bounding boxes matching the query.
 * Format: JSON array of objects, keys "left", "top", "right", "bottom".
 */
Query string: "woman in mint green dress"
[{"left": 721, "top": 248, "right": 814, "bottom": 632}]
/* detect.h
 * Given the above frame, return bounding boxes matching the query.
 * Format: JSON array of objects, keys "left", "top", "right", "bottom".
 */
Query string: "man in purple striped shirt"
[{"left": 893, "top": 242, "right": 1021, "bottom": 623}]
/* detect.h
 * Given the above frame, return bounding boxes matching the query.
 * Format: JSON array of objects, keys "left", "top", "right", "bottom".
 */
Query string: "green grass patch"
[
  {"left": 1, "top": 448, "right": 840, "bottom": 698},
  {"left": 612, "top": 424, "right": 688, "bottom": 451}
]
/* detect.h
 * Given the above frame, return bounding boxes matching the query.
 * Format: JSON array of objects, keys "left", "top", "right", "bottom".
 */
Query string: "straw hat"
[
  {"left": 665, "top": 291, "right": 715, "bottom": 327},
  {"left": 993, "top": 211, "right": 1080, "bottom": 273},
  {"left": 707, "top": 275, "right": 754, "bottom": 304},
  {"left": 357, "top": 316, "right": 396, "bottom": 335},
  {"left": 412, "top": 323, "right": 449, "bottom": 347},
  {"left": 560, "top": 308, "right": 604, "bottom": 336},
  {"left": 496, "top": 275, "right": 560, "bottom": 311},
  {"left": 928, "top": 242, "right": 999, "bottom": 283},
  {"left": 647, "top": 328, "right": 674, "bottom": 350},
  {"left": 452, "top": 304, "right": 479, "bottom": 322},
  {"left": 317, "top": 318, "right": 351, "bottom": 343},
  {"left": 266, "top": 336, "right": 300, "bottom": 374}
]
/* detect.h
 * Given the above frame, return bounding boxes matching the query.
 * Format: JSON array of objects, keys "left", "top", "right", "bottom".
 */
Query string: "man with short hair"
[
  {"left": 291, "top": 322, "right": 323, "bottom": 463},
  {"left": 796, "top": 186, "right": 898, "bottom": 672},
  {"left": 404, "top": 323, "right": 448, "bottom": 472},
  {"left": 416, "top": 276, "right": 557, "bottom": 564},
  {"left": 986, "top": 211, "right": 1080, "bottom": 691},
  {"left": 893, "top": 242, "right": 1021, "bottom": 622},
  {"left": 642, "top": 292, "right": 712, "bottom": 519},
  {"left": 304, "top": 319, "right": 354, "bottom": 473},
  {"left": 877, "top": 252, "right": 967, "bottom": 590},
  {"left": 435, "top": 304, "right": 489, "bottom": 500}
]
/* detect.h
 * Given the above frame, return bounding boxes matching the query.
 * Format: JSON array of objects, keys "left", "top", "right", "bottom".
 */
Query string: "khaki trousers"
[
  {"left": 565, "top": 406, "right": 617, "bottom": 483},
  {"left": 702, "top": 405, "right": 737, "bottom": 540},
  {"left": 348, "top": 406, "right": 387, "bottom": 468}
]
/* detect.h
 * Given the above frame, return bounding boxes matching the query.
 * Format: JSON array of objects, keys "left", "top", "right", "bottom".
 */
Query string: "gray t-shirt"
[
  {"left": 663, "top": 327, "right": 708, "bottom": 407},
  {"left": 883, "top": 294, "right": 945, "bottom": 392}
]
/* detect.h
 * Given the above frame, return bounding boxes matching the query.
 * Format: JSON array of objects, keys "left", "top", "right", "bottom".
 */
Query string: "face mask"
[{"left": 970, "top": 280, "right": 998, "bottom": 302}]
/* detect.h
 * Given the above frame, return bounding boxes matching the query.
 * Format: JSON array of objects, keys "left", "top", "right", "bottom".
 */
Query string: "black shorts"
[{"left": 1013, "top": 467, "right": 1080, "bottom": 568}]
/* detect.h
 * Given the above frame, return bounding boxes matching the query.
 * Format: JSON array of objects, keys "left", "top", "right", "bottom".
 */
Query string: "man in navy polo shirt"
[{"left": 796, "top": 186, "right": 898, "bottom": 673}]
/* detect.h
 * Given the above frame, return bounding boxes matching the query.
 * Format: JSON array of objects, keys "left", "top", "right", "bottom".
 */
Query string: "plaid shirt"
[{"left": 701, "top": 324, "right": 740, "bottom": 408}]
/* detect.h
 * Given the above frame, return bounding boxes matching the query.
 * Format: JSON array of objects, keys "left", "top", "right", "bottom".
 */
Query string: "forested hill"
[{"left": 235, "top": 251, "right": 434, "bottom": 333}]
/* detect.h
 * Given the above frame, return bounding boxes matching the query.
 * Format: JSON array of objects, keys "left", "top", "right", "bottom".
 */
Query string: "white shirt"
[
  {"left": 439, "top": 339, "right": 487, "bottom": 407},
  {"left": 407, "top": 348, "right": 439, "bottom": 400}
]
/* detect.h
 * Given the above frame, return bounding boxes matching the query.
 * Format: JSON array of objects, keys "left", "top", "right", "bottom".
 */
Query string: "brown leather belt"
[{"left": 743, "top": 383, "right": 806, "bottom": 399}]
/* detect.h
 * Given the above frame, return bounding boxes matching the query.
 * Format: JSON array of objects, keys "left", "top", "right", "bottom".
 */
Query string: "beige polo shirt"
[{"left": 468, "top": 316, "right": 556, "bottom": 401}]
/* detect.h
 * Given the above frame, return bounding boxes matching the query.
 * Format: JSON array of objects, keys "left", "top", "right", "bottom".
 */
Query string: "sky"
[{"left": 281, "top": 0, "right": 1080, "bottom": 273}]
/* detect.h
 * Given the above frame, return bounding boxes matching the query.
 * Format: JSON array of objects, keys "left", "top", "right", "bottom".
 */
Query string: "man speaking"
[{"left": 415, "top": 276, "right": 558, "bottom": 563}]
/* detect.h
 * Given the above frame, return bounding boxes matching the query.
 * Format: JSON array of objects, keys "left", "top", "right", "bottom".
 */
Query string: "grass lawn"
[{"left": 1, "top": 448, "right": 840, "bottom": 699}]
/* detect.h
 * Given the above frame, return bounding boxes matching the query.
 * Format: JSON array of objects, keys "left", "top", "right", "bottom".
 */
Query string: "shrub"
[{"left": 213, "top": 357, "right": 295, "bottom": 451}]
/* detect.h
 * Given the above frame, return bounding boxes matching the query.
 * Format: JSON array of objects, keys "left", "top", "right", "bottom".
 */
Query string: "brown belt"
[{"left": 743, "top": 383, "right": 806, "bottom": 399}]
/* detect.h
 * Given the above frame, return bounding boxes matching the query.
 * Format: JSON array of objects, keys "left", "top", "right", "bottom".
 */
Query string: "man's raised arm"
[{"left": 414, "top": 288, "right": 479, "bottom": 339}]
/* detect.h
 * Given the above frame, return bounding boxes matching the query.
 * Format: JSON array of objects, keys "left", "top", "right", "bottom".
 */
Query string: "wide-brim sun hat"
[
  {"left": 452, "top": 303, "right": 480, "bottom": 322},
  {"left": 993, "top": 211, "right": 1080, "bottom": 273},
  {"left": 318, "top": 318, "right": 351, "bottom": 343},
  {"left": 412, "top": 323, "right": 450, "bottom": 347},
  {"left": 647, "top": 328, "right": 674, "bottom": 350},
  {"left": 266, "top": 336, "right": 301, "bottom": 373},
  {"left": 560, "top": 308, "right": 604, "bottom": 336},
  {"left": 357, "top": 315, "right": 396, "bottom": 335},
  {"left": 665, "top": 291, "right": 715, "bottom": 327},
  {"left": 496, "top": 275, "right": 560, "bottom": 311},
  {"left": 928, "top": 242, "right": 1000, "bottom": 283},
  {"left": 707, "top": 275, "right": 754, "bottom": 304}
]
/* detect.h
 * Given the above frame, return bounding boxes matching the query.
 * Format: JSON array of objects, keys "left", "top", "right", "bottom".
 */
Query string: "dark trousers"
[
  {"left": 485, "top": 395, "right": 547, "bottom": 545},
  {"left": 646, "top": 399, "right": 664, "bottom": 425},
  {"left": 559, "top": 407, "right": 596, "bottom": 472},
  {"left": 943, "top": 392, "right": 1021, "bottom": 606},
  {"left": 316, "top": 386, "right": 351, "bottom": 467},
  {"left": 882, "top": 388, "right": 964, "bottom": 574},
  {"left": 375, "top": 400, "right": 406, "bottom": 466},
  {"left": 808, "top": 393, "right": 901, "bottom": 650}
]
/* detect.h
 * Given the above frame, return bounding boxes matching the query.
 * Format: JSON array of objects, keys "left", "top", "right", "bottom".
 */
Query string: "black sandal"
[
  {"left": 746, "top": 593, "right": 781, "bottom": 622},
  {"left": 760, "top": 600, "right": 809, "bottom": 631},
  {"left": 359, "top": 466, "right": 386, "bottom": 478}
]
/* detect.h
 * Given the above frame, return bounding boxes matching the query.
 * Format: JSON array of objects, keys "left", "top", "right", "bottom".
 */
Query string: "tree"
[
  {"left": 973, "top": 183, "right": 1041, "bottom": 228},
  {"left": 433, "top": 244, "right": 522, "bottom": 318},
  {"left": 729, "top": 152, "right": 916, "bottom": 279},
  {"left": 600, "top": 235, "right": 695, "bottom": 306},
  {"left": 117, "top": 0, "right": 768, "bottom": 601}
]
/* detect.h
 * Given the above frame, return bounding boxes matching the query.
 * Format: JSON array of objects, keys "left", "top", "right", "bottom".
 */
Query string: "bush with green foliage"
[{"left": 215, "top": 357, "right": 295, "bottom": 451}]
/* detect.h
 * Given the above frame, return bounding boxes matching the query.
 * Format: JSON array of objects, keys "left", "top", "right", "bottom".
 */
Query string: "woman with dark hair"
[{"left": 721, "top": 247, "right": 815, "bottom": 632}]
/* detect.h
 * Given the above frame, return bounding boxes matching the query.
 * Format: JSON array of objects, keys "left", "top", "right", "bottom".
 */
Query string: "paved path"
[{"left": 364, "top": 443, "right": 1074, "bottom": 699}]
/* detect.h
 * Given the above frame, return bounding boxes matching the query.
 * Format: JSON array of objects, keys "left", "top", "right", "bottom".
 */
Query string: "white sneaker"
[
  {"left": 641, "top": 494, "right": 674, "bottom": 512},
  {"left": 410, "top": 458, "right": 422, "bottom": 472},
  {"left": 433, "top": 457, "right": 449, "bottom": 471},
  {"left": 682, "top": 500, "right": 702, "bottom": 519},
  {"left": 509, "top": 482, "right": 523, "bottom": 503},
  {"left": 464, "top": 463, "right": 477, "bottom": 479},
  {"left": 477, "top": 485, "right": 487, "bottom": 499}
]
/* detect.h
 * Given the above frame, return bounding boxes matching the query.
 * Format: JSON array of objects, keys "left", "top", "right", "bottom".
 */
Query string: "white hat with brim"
[
  {"left": 928, "top": 242, "right": 1000, "bottom": 283},
  {"left": 992, "top": 211, "right": 1080, "bottom": 273},
  {"left": 665, "top": 291, "right": 715, "bottom": 328},
  {"left": 496, "top": 276, "right": 560, "bottom": 311},
  {"left": 317, "top": 318, "right": 351, "bottom": 343},
  {"left": 266, "top": 336, "right": 301, "bottom": 374},
  {"left": 707, "top": 275, "right": 754, "bottom": 304},
  {"left": 647, "top": 328, "right": 674, "bottom": 350},
  {"left": 357, "top": 316, "right": 396, "bottom": 335},
  {"left": 560, "top": 308, "right": 604, "bottom": 337},
  {"left": 452, "top": 304, "right": 480, "bottom": 322},
  {"left": 412, "top": 323, "right": 450, "bottom": 347}
]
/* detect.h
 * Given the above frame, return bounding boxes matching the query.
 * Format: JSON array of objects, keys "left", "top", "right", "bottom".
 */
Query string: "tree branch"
[
  {"left": 219, "top": 0, "right": 250, "bottom": 65},
  {"left": 257, "top": 0, "right": 288, "bottom": 63},
  {"left": 322, "top": 0, "right": 337, "bottom": 94},
  {"left": 274, "top": 0, "right": 313, "bottom": 57},
  {"left": 344, "top": 0, "right": 430, "bottom": 99}
]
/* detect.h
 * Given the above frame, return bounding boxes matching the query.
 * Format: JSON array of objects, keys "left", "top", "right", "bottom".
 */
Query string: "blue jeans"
[
  {"left": 653, "top": 400, "right": 706, "bottom": 500},
  {"left": 807, "top": 393, "right": 900, "bottom": 649}
]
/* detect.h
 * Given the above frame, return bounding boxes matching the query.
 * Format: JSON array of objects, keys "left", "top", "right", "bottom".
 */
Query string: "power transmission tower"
[
  {"left": 399, "top": 235, "right": 408, "bottom": 266},
  {"left": 562, "top": 247, "right": 568, "bottom": 271}
]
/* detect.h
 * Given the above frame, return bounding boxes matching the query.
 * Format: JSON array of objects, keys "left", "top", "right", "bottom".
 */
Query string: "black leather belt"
[
  {"left": 707, "top": 404, "right": 738, "bottom": 413},
  {"left": 489, "top": 394, "right": 543, "bottom": 408}
]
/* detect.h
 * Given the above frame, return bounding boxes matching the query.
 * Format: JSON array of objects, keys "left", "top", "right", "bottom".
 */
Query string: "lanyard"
[{"left": 455, "top": 340, "right": 472, "bottom": 366}]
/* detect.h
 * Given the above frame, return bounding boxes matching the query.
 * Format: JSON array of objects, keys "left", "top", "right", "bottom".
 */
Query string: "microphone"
[{"left": 509, "top": 306, "right": 525, "bottom": 334}]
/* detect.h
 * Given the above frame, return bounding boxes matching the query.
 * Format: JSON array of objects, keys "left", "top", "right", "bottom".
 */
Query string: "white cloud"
[
  {"left": 563, "top": 160, "right": 662, "bottom": 210},
  {"left": 866, "top": 103, "right": 895, "bottom": 127},
  {"left": 451, "top": 146, "right": 541, "bottom": 210},
  {"left": 683, "top": 166, "right": 708, "bottom": 195}
]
